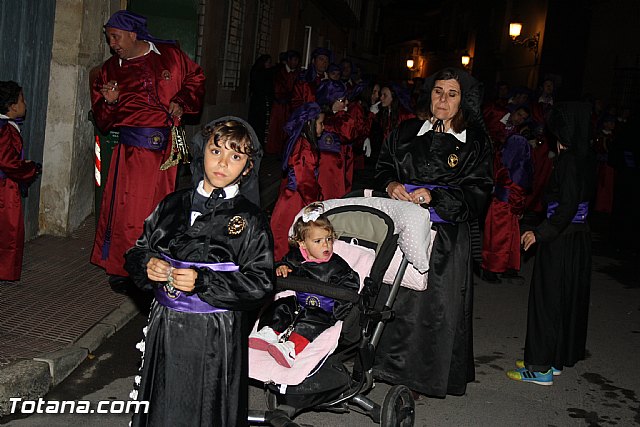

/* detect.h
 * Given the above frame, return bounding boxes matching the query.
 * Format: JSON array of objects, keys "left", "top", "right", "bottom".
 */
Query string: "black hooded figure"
[
  {"left": 125, "top": 116, "right": 274, "bottom": 426},
  {"left": 374, "top": 67, "right": 493, "bottom": 397},
  {"left": 514, "top": 102, "right": 595, "bottom": 377}
]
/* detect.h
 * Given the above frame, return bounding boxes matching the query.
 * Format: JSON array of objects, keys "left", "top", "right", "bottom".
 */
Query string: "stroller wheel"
[{"left": 381, "top": 385, "right": 415, "bottom": 427}]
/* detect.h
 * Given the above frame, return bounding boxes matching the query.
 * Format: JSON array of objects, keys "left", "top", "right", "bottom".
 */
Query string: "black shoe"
[
  {"left": 108, "top": 275, "right": 134, "bottom": 295},
  {"left": 481, "top": 269, "right": 501, "bottom": 283}
]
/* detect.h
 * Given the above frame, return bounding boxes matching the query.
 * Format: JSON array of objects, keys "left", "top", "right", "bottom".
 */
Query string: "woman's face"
[
  {"left": 380, "top": 87, "right": 393, "bottom": 108},
  {"left": 430, "top": 79, "right": 461, "bottom": 122},
  {"left": 315, "top": 113, "right": 325, "bottom": 137},
  {"left": 371, "top": 84, "right": 381, "bottom": 105}
]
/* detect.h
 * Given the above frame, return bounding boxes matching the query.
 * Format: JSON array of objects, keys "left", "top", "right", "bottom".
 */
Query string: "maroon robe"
[
  {"left": 270, "top": 137, "right": 321, "bottom": 261},
  {"left": 318, "top": 111, "right": 359, "bottom": 200},
  {"left": 89, "top": 42, "right": 205, "bottom": 277},
  {"left": 266, "top": 65, "right": 298, "bottom": 156},
  {"left": 0, "top": 121, "right": 38, "bottom": 281},
  {"left": 291, "top": 73, "right": 325, "bottom": 110}
]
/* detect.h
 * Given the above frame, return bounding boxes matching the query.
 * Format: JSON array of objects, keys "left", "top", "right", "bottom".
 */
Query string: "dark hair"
[
  {"left": 0, "top": 81, "right": 22, "bottom": 115},
  {"left": 202, "top": 120, "right": 255, "bottom": 172},
  {"left": 424, "top": 69, "right": 466, "bottom": 133},
  {"left": 380, "top": 83, "right": 402, "bottom": 132},
  {"left": 301, "top": 114, "right": 322, "bottom": 151}
]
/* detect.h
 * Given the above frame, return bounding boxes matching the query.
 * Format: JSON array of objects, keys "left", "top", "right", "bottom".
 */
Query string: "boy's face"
[
  {"left": 9, "top": 91, "right": 27, "bottom": 119},
  {"left": 300, "top": 226, "right": 334, "bottom": 261},
  {"left": 202, "top": 138, "right": 250, "bottom": 193}
]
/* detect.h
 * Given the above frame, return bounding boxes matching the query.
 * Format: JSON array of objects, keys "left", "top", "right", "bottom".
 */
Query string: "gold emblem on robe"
[
  {"left": 228, "top": 216, "right": 247, "bottom": 235},
  {"left": 448, "top": 154, "right": 459, "bottom": 168}
]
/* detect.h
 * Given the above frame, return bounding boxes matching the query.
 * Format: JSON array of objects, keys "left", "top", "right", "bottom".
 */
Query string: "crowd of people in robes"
[{"left": 3, "top": 7, "right": 638, "bottom": 426}]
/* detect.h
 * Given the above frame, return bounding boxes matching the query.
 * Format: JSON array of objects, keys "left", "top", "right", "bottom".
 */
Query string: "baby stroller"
[{"left": 249, "top": 195, "right": 429, "bottom": 427}]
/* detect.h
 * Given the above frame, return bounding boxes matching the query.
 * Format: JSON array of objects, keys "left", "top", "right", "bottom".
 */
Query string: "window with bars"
[
  {"left": 254, "top": 0, "right": 272, "bottom": 59},
  {"left": 222, "top": 0, "right": 246, "bottom": 90}
]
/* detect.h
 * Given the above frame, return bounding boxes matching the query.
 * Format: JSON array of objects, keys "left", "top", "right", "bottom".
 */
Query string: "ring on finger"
[{"left": 418, "top": 196, "right": 425, "bottom": 203}]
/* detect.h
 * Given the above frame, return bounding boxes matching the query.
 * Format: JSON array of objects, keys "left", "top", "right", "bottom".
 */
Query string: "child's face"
[
  {"left": 315, "top": 113, "right": 325, "bottom": 137},
  {"left": 203, "top": 138, "right": 250, "bottom": 193},
  {"left": 300, "top": 226, "right": 334, "bottom": 261},
  {"left": 9, "top": 91, "right": 27, "bottom": 119}
]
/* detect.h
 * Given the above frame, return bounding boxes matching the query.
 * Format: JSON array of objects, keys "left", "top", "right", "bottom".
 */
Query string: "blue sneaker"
[
  {"left": 506, "top": 367, "right": 553, "bottom": 385},
  {"left": 515, "top": 360, "right": 562, "bottom": 376}
]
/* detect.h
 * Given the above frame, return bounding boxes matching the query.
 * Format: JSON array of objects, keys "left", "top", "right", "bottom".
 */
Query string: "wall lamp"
[
  {"left": 461, "top": 51, "right": 472, "bottom": 68},
  {"left": 509, "top": 21, "right": 540, "bottom": 64},
  {"left": 406, "top": 58, "right": 415, "bottom": 70}
]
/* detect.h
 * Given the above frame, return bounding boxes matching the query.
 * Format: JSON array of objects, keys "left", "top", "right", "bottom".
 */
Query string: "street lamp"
[
  {"left": 406, "top": 59, "right": 415, "bottom": 70},
  {"left": 509, "top": 21, "right": 540, "bottom": 64},
  {"left": 461, "top": 52, "right": 471, "bottom": 68}
]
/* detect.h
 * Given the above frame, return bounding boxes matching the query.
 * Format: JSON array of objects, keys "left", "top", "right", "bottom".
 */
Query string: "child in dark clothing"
[
  {"left": 250, "top": 203, "right": 359, "bottom": 368},
  {"left": 0, "top": 81, "right": 41, "bottom": 282},
  {"left": 124, "top": 117, "right": 274, "bottom": 426}
]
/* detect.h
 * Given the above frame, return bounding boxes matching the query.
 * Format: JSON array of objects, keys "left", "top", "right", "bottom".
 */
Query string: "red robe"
[
  {"left": 318, "top": 111, "right": 359, "bottom": 200},
  {"left": 482, "top": 135, "right": 532, "bottom": 273},
  {"left": 266, "top": 65, "right": 298, "bottom": 156},
  {"left": 348, "top": 102, "right": 374, "bottom": 171},
  {"left": 0, "top": 121, "right": 38, "bottom": 281},
  {"left": 270, "top": 137, "right": 321, "bottom": 260},
  {"left": 89, "top": 43, "right": 205, "bottom": 277},
  {"left": 291, "top": 73, "right": 325, "bottom": 110}
]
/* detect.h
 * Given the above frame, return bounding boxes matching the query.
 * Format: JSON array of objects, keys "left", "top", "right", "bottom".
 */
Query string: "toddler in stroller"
[
  {"left": 249, "top": 203, "right": 360, "bottom": 368},
  {"left": 249, "top": 196, "right": 432, "bottom": 426}
]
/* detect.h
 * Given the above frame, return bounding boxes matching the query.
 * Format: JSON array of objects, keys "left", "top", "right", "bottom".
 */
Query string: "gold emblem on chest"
[
  {"left": 228, "top": 215, "right": 247, "bottom": 235},
  {"left": 448, "top": 153, "right": 459, "bottom": 168}
]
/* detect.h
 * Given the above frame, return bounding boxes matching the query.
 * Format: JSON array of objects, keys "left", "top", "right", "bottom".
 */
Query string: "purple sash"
[
  {"left": 547, "top": 201, "right": 589, "bottom": 223},
  {"left": 296, "top": 292, "right": 334, "bottom": 313},
  {"left": 404, "top": 183, "right": 452, "bottom": 224},
  {"left": 119, "top": 126, "right": 169, "bottom": 150},
  {"left": 153, "top": 254, "right": 239, "bottom": 313}
]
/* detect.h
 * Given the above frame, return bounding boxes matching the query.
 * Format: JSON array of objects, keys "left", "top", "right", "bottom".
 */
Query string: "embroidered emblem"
[
  {"left": 448, "top": 153, "right": 459, "bottom": 168},
  {"left": 228, "top": 215, "right": 247, "bottom": 235},
  {"left": 162, "top": 70, "right": 171, "bottom": 80},
  {"left": 304, "top": 295, "right": 321, "bottom": 307},
  {"left": 164, "top": 284, "right": 180, "bottom": 299},
  {"left": 148, "top": 131, "right": 164, "bottom": 148}
]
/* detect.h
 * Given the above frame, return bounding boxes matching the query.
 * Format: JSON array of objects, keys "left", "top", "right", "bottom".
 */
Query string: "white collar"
[
  {"left": 196, "top": 181, "right": 240, "bottom": 199},
  {"left": 0, "top": 114, "right": 20, "bottom": 132},
  {"left": 118, "top": 41, "right": 160, "bottom": 66},
  {"left": 500, "top": 113, "right": 511, "bottom": 125},
  {"left": 417, "top": 119, "right": 467, "bottom": 143}
]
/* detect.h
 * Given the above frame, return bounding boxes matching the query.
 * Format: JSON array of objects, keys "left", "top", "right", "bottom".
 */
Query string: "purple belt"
[
  {"left": 547, "top": 201, "right": 589, "bottom": 223},
  {"left": 296, "top": 292, "right": 334, "bottom": 313},
  {"left": 404, "top": 183, "right": 452, "bottom": 224},
  {"left": 119, "top": 126, "right": 169, "bottom": 150},
  {"left": 153, "top": 254, "right": 240, "bottom": 313}
]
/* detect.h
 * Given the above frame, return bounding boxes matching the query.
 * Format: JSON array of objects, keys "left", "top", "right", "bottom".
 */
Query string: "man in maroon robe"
[
  {"left": 90, "top": 10, "right": 205, "bottom": 292},
  {"left": 291, "top": 47, "right": 331, "bottom": 110},
  {"left": 266, "top": 50, "right": 300, "bottom": 156}
]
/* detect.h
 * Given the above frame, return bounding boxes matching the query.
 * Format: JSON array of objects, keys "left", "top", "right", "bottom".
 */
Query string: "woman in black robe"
[
  {"left": 373, "top": 68, "right": 493, "bottom": 397},
  {"left": 125, "top": 117, "right": 275, "bottom": 426},
  {"left": 507, "top": 102, "right": 595, "bottom": 385}
]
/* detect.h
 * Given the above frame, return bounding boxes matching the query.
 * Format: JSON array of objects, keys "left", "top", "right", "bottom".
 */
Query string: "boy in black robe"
[{"left": 125, "top": 117, "right": 274, "bottom": 426}]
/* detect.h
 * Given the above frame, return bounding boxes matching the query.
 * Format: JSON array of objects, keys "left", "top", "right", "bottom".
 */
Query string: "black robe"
[
  {"left": 373, "top": 118, "right": 493, "bottom": 397},
  {"left": 258, "top": 250, "right": 359, "bottom": 341},
  {"left": 125, "top": 188, "right": 274, "bottom": 427},
  {"left": 524, "top": 142, "right": 595, "bottom": 372}
]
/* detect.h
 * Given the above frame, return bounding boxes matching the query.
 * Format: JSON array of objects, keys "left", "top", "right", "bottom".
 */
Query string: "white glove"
[
  {"left": 370, "top": 101, "right": 380, "bottom": 114},
  {"left": 363, "top": 138, "right": 372, "bottom": 157}
]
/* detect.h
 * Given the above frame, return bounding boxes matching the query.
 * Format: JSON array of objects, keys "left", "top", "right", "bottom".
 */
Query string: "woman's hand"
[
  {"left": 169, "top": 268, "right": 198, "bottom": 292},
  {"left": 410, "top": 189, "right": 432, "bottom": 205},
  {"left": 276, "top": 265, "right": 292, "bottom": 277},
  {"left": 521, "top": 230, "right": 537, "bottom": 251},
  {"left": 147, "top": 257, "right": 171, "bottom": 282},
  {"left": 386, "top": 181, "right": 412, "bottom": 201}
]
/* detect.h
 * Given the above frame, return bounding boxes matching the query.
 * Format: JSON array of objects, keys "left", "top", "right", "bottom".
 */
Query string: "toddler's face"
[
  {"left": 300, "top": 226, "right": 334, "bottom": 261},
  {"left": 203, "top": 139, "right": 249, "bottom": 192}
]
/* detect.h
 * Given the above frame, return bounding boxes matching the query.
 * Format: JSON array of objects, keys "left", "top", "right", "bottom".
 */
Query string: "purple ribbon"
[
  {"left": 160, "top": 253, "right": 240, "bottom": 272},
  {"left": 154, "top": 287, "right": 227, "bottom": 314},
  {"left": 296, "top": 292, "right": 335, "bottom": 313},
  {"left": 547, "top": 201, "right": 589, "bottom": 223},
  {"left": 152, "top": 254, "right": 240, "bottom": 314},
  {"left": 119, "top": 126, "right": 169, "bottom": 150},
  {"left": 404, "top": 183, "right": 452, "bottom": 224}
]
